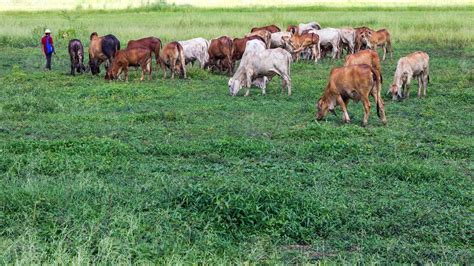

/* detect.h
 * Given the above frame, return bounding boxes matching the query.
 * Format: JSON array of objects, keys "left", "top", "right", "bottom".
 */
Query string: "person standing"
[{"left": 41, "top": 29, "right": 55, "bottom": 70}]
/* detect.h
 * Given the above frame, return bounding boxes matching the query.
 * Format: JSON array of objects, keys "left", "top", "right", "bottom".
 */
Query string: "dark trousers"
[{"left": 45, "top": 52, "right": 52, "bottom": 70}]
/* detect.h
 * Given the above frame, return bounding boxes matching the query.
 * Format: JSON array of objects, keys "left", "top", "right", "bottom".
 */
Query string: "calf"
[
  {"left": 245, "top": 30, "right": 271, "bottom": 49},
  {"left": 228, "top": 48, "right": 292, "bottom": 97},
  {"left": 354, "top": 26, "right": 372, "bottom": 52},
  {"left": 126, "top": 37, "right": 162, "bottom": 66},
  {"left": 389, "top": 51, "right": 430, "bottom": 100},
  {"left": 232, "top": 35, "right": 266, "bottom": 61},
  {"left": 344, "top": 49, "right": 383, "bottom": 96},
  {"left": 68, "top": 39, "right": 86, "bottom": 76},
  {"left": 366, "top": 29, "right": 393, "bottom": 61},
  {"left": 159, "top": 42, "right": 186, "bottom": 79},
  {"left": 178, "top": 37, "right": 210, "bottom": 68},
  {"left": 316, "top": 64, "right": 387, "bottom": 126},
  {"left": 207, "top": 36, "right": 233, "bottom": 75},
  {"left": 250, "top": 24, "right": 281, "bottom": 33},
  {"left": 283, "top": 32, "right": 320, "bottom": 62},
  {"left": 106, "top": 48, "right": 152, "bottom": 81}
]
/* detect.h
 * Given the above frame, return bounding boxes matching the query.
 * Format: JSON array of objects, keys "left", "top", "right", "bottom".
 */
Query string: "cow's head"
[
  {"left": 316, "top": 98, "right": 328, "bottom": 120},
  {"left": 89, "top": 59, "right": 100, "bottom": 75},
  {"left": 389, "top": 84, "right": 402, "bottom": 100},
  {"left": 361, "top": 30, "right": 373, "bottom": 48},
  {"left": 228, "top": 77, "right": 242, "bottom": 96}
]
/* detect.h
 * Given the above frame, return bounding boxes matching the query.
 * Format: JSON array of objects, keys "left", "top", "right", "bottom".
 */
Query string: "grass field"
[{"left": 0, "top": 5, "right": 473, "bottom": 264}]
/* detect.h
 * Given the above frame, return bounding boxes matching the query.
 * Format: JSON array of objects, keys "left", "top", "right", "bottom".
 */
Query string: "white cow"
[
  {"left": 389, "top": 51, "right": 430, "bottom": 100},
  {"left": 339, "top": 28, "right": 356, "bottom": 55},
  {"left": 239, "top": 39, "right": 269, "bottom": 89},
  {"left": 307, "top": 28, "right": 341, "bottom": 59},
  {"left": 228, "top": 48, "right": 292, "bottom": 97},
  {"left": 270, "top": 31, "right": 292, "bottom": 48},
  {"left": 298, "top": 22, "right": 321, "bottom": 34},
  {"left": 178, "top": 37, "right": 210, "bottom": 69}
]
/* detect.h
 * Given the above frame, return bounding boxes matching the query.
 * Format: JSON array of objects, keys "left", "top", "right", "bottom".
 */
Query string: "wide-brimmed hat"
[{"left": 45, "top": 29, "right": 51, "bottom": 34}]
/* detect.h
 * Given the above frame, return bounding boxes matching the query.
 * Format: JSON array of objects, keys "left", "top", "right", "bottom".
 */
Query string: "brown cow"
[
  {"left": 232, "top": 35, "right": 266, "bottom": 61},
  {"left": 287, "top": 25, "right": 298, "bottom": 35},
  {"left": 245, "top": 30, "right": 271, "bottom": 49},
  {"left": 250, "top": 24, "right": 281, "bottom": 33},
  {"left": 344, "top": 49, "right": 383, "bottom": 97},
  {"left": 206, "top": 36, "right": 233, "bottom": 76},
  {"left": 106, "top": 48, "right": 152, "bottom": 81},
  {"left": 316, "top": 64, "right": 387, "bottom": 126},
  {"left": 159, "top": 42, "right": 186, "bottom": 79},
  {"left": 88, "top": 32, "right": 120, "bottom": 78},
  {"left": 366, "top": 29, "right": 393, "bottom": 61},
  {"left": 284, "top": 32, "right": 320, "bottom": 62},
  {"left": 126, "top": 37, "right": 162, "bottom": 66}
]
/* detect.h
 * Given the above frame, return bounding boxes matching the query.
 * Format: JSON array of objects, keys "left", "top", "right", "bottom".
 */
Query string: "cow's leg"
[
  {"left": 311, "top": 45, "right": 318, "bottom": 63},
  {"left": 160, "top": 59, "right": 167, "bottom": 79},
  {"left": 170, "top": 59, "right": 176, "bottom": 79},
  {"left": 423, "top": 73, "right": 428, "bottom": 97},
  {"left": 124, "top": 68, "right": 129, "bottom": 82},
  {"left": 336, "top": 95, "right": 350, "bottom": 123},
  {"left": 361, "top": 96, "right": 371, "bottom": 127},
  {"left": 405, "top": 84, "right": 410, "bottom": 99},
  {"left": 282, "top": 75, "right": 291, "bottom": 96},
  {"left": 148, "top": 60, "right": 152, "bottom": 81},
  {"left": 382, "top": 44, "right": 387, "bottom": 61},
  {"left": 417, "top": 75, "right": 423, "bottom": 97},
  {"left": 332, "top": 43, "right": 338, "bottom": 59}
]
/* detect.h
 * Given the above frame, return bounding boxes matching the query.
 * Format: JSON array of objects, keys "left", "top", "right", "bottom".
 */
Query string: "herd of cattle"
[{"left": 67, "top": 22, "right": 430, "bottom": 126}]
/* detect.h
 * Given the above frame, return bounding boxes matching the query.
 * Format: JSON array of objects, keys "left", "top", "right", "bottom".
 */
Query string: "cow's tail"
[
  {"left": 370, "top": 66, "right": 382, "bottom": 118},
  {"left": 176, "top": 43, "right": 186, "bottom": 78}
]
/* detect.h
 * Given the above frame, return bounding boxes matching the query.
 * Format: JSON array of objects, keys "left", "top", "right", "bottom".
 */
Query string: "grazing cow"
[
  {"left": 344, "top": 49, "right": 383, "bottom": 102},
  {"left": 270, "top": 31, "right": 292, "bottom": 48},
  {"left": 366, "top": 29, "right": 393, "bottom": 61},
  {"left": 88, "top": 32, "right": 120, "bottom": 78},
  {"left": 389, "top": 51, "right": 430, "bottom": 100},
  {"left": 287, "top": 25, "right": 298, "bottom": 35},
  {"left": 250, "top": 24, "right": 281, "bottom": 33},
  {"left": 239, "top": 39, "right": 269, "bottom": 89},
  {"left": 159, "top": 42, "right": 186, "bottom": 79},
  {"left": 354, "top": 26, "right": 372, "bottom": 52},
  {"left": 339, "top": 28, "right": 356, "bottom": 55},
  {"left": 283, "top": 32, "right": 320, "bottom": 62},
  {"left": 68, "top": 39, "right": 86, "bottom": 76},
  {"left": 206, "top": 36, "right": 234, "bottom": 75},
  {"left": 305, "top": 28, "right": 341, "bottom": 59},
  {"left": 316, "top": 64, "right": 387, "bottom": 126},
  {"left": 245, "top": 30, "right": 271, "bottom": 49},
  {"left": 178, "top": 37, "right": 210, "bottom": 68},
  {"left": 228, "top": 48, "right": 292, "bottom": 97},
  {"left": 232, "top": 35, "right": 266, "bottom": 61},
  {"left": 298, "top": 22, "right": 321, "bottom": 34},
  {"left": 126, "top": 37, "right": 162, "bottom": 66},
  {"left": 106, "top": 48, "right": 152, "bottom": 81}
]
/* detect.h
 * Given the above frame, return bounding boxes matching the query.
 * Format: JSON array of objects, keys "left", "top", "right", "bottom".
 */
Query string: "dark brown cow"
[
  {"left": 88, "top": 32, "right": 120, "bottom": 78},
  {"left": 159, "top": 42, "right": 186, "bottom": 79},
  {"left": 250, "top": 24, "right": 281, "bottom": 33},
  {"left": 106, "top": 48, "right": 152, "bottom": 81},
  {"left": 68, "top": 39, "right": 86, "bottom": 76},
  {"left": 316, "top": 64, "right": 387, "bottom": 126},
  {"left": 232, "top": 35, "right": 266, "bottom": 61},
  {"left": 206, "top": 36, "right": 233, "bottom": 75},
  {"left": 126, "top": 37, "right": 162, "bottom": 65}
]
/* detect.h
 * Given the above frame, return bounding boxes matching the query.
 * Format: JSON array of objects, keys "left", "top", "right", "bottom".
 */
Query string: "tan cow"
[
  {"left": 283, "top": 32, "right": 320, "bottom": 62},
  {"left": 316, "top": 64, "right": 387, "bottom": 126},
  {"left": 344, "top": 49, "right": 383, "bottom": 97},
  {"left": 159, "top": 42, "right": 186, "bottom": 79},
  {"left": 366, "top": 29, "right": 393, "bottom": 61},
  {"left": 389, "top": 51, "right": 430, "bottom": 100},
  {"left": 245, "top": 30, "right": 272, "bottom": 49}
]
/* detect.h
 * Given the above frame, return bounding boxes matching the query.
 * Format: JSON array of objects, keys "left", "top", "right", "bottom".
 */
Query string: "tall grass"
[{"left": 0, "top": 6, "right": 472, "bottom": 48}]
